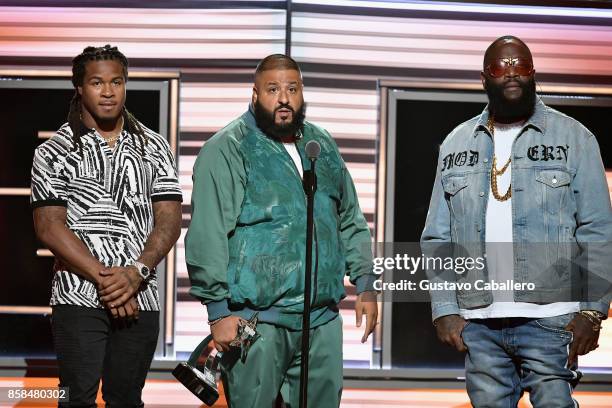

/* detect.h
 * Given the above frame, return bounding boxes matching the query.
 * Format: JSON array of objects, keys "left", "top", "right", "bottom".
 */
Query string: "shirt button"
[
  {"left": 484, "top": 158, "right": 489, "bottom": 163},
  {"left": 479, "top": 191, "right": 485, "bottom": 197},
  {"left": 552, "top": 178, "right": 558, "bottom": 184}
]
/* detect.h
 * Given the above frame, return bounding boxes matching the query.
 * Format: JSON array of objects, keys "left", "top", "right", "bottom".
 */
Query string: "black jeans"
[{"left": 51, "top": 305, "right": 159, "bottom": 408}]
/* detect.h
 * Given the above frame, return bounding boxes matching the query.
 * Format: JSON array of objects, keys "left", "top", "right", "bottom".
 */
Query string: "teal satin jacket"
[{"left": 185, "top": 107, "right": 375, "bottom": 329}]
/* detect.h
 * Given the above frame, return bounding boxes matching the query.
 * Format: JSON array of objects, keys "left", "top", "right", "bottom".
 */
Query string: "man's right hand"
[
  {"left": 435, "top": 314, "right": 468, "bottom": 352},
  {"left": 210, "top": 315, "right": 242, "bottom": 352}
]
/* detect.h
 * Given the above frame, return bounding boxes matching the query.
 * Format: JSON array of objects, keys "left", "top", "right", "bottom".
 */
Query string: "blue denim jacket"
[{"left": 421, "top": 99, "right": 612, "bottom": 321}]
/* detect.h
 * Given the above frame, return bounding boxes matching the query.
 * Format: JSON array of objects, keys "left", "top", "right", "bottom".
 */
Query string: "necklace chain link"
[{"left": 488, "top": 116, "right": 512, "bottom": 202}]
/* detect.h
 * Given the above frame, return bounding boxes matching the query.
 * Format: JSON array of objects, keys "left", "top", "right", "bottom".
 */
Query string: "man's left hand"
[
  {"left": 565, "top": 314, "right": 601, "bottom": 367},
  {"left": 109, "top": 296, "right": 140, "bottom": 320},
  {"left": 98, "top": 266, "right": 143, "bottom": 307},
  {"left": 355, "top": 291, "right": 378, "bottom": 343}
]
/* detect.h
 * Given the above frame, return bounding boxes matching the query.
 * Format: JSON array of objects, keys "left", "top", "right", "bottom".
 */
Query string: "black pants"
[{"left": 51, "top": 305, "right": 159, "bottom": 408}]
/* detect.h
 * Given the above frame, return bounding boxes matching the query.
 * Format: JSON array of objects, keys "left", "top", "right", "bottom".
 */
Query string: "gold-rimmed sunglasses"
[{"left": 485, "top": 57, "right": 534, "bottom": 78}]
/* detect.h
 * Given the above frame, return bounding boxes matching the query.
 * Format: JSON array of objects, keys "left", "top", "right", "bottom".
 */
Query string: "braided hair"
[{"left": 68, "top": 44, "right": 148, "bottom": 154}]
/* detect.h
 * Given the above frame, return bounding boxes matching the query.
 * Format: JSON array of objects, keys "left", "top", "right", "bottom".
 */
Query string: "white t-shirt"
[
  {"left": 283, "top": 142, "right": 303, "bottom": 178},
  {"left": 460, "top": 121, "right": 579, "bottom": 319}
]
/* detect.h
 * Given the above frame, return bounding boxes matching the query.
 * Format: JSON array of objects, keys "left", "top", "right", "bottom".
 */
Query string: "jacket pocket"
[
  {"left": 442, "top": 175, "right": 468, "bottom": 195},
  {"left": 535, "top": 168, "right": 571, "bottom": 215},
  {"left": 237, "top": 205, "right": 274, "bottom": 226},
  {"left": 441, "top": 174, "right": 469, "bottom": 223}
]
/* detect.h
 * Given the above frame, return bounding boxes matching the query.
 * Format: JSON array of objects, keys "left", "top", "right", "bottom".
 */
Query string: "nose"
[
  {"left": 504, "top": 64, "right": 519, "bottom": 78},
  {"left": 278, "top": 88, "right": 289, "bottom": 104},
  {"left": 102, "top": 83, "right": 114, "bottom": 97}
]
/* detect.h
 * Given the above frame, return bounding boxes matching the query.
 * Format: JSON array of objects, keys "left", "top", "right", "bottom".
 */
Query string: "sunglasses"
[{"left": 485, "top": 57, "right": 534, "bottom": 78}]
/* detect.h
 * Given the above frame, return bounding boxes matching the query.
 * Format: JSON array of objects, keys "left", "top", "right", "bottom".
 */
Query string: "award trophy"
[{"left": 173, "top": 313, "right": 260, "bottom": 406}]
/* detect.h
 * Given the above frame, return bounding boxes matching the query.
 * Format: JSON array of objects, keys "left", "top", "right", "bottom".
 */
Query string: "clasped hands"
[{"left": 97, "top": 266, "right": 143, "bottom": 320}]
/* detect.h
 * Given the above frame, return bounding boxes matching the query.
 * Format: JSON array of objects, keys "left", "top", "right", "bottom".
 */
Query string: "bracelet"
[{"left": 579, "top": 311, "right": 603, "bottom": 332}]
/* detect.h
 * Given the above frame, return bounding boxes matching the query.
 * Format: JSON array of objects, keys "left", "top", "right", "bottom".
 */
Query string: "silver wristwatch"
[{"left": 132, "top": 261, "right": 151, "bottom": 281}]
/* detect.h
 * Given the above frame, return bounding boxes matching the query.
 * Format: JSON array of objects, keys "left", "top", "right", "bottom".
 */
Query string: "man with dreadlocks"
[
  {"left": 30, "top": 45, "right": 182, "bottom": 407},
  {"left": 185, "top": 54, "right": 378, "bottom": 407}
]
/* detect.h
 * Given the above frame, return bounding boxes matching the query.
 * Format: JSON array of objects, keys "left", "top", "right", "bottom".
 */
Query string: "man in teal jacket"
[{"left": 185, "top": 54, "right": 378, "bottom": 408}]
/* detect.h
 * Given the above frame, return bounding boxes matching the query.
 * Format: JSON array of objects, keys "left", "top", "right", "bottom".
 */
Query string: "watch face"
[{"left": 141, "top": 266, "right": 150, "bottom": 278}]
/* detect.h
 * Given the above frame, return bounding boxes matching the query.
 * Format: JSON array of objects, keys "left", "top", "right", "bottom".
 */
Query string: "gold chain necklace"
[
  {"left": 103, "top": 132, "right": 121, "bottom": 144},
  {"left": 487, "top": 116, "right": 512, "bottom": 201},
  {"left": 101, "top": 116, "right": 124, "bottom": 145}
]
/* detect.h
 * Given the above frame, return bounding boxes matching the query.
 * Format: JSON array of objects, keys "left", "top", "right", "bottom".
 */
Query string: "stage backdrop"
[{"left": 0, "top": 0, "right": 612, "bottom": 375}]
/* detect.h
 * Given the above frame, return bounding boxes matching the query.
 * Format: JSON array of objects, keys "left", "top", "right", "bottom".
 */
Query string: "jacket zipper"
[{"left": 279, "top": 140, "right": 319, "bottom": 307}]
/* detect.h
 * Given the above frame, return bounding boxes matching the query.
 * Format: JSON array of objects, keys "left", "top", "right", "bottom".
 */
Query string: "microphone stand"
[{"left": 299, "top": 152, "right": 318, "bottom": 408}]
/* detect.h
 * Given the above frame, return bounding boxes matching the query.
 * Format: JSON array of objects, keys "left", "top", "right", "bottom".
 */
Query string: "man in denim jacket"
[{"left": 421, "top": 36, "right": 612, "bottom": 407}]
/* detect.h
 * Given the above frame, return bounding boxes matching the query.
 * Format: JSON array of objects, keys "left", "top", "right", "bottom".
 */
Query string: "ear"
[
  {"left": 252, "top": 85, "right": 258, "bottom": 105},
  {"left": 77, "top": 86, "right": 83, "bottom": 96},
  {"left": 480, "top": 72, "right": 486, "bottom": 90}
]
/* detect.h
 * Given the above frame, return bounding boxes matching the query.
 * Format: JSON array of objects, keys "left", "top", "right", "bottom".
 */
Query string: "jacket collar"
[
  {"left": 242, "top": 103, "right": 259, "bottom": 131},
  {"left": 473, "top": 97, "right": 547, "bottom": 137}
]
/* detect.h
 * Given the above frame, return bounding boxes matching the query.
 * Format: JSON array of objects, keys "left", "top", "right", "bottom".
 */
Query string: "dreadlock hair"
[{"left": 68, "top": 44, "right": 148, "bottom": 154}]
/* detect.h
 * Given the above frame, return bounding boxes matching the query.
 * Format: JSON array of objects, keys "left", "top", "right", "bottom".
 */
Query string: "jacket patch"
[
  {"left": 441, "top": 150, "right": 479, "bottom": 171},
  {"left": 527, "top": 145, "right": 569, "bottom": 162}
]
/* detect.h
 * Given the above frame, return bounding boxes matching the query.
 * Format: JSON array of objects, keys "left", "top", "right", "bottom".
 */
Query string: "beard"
[
  {"left": 254, "top": 99, "right": 306, "bottom": 141},
  {"left": 485, "top": 76, "right": 536, "bottom": 122}
]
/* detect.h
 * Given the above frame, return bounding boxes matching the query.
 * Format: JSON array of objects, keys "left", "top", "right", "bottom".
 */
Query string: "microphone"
[
  {"left": 303, "top": 141, "right": 320, "bottom": 194},
  {"left": 299, "top": 139, "right": 320, "bottom": 408},
  {"left": 305, "top": 140, "right": 321, "bottom": 161}
]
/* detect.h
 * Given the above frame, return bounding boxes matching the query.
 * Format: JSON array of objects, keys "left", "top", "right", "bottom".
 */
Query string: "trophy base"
[{"left": 172, "top": 362, "right": 220, "bottom": 406}]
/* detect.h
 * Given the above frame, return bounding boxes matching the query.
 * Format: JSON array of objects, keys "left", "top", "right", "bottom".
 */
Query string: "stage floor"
[{"left": 1, "top": 377, "right": 611, "bottom": 407}]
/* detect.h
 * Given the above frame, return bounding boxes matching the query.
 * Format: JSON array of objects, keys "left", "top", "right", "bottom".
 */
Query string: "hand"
[
  {"left": 355, "top": 291, "right": 378, "bottom": 343},
  {"left": 98, "top": 266, "right": 143, "bottom": 308},
  {"left": 434, "top": 314, "right": 468, "bottom": 352},
  {"left": 210, "top": 316, "right": 243, "bottom": 352},
  {"left": 566, "top": 314, "right": 601, "bottom": 367},
  {"left": 109, "top": 296, "right": 140, "bottom": 320}
]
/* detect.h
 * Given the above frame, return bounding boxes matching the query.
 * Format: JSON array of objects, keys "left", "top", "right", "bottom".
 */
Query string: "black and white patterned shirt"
[{"left": 30, "top": 122, "right": 182, "bottom": 311}]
